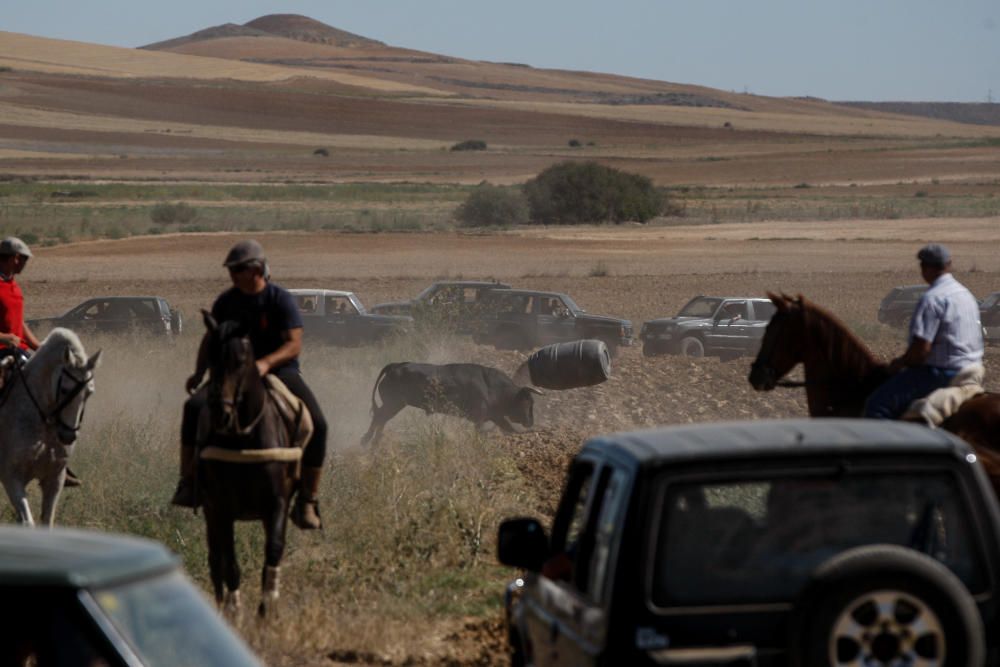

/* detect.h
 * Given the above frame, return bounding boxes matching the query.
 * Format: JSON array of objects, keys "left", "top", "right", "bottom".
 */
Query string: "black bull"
[{"left": 360, "top": 362, "right": 543, "bottom": 445}]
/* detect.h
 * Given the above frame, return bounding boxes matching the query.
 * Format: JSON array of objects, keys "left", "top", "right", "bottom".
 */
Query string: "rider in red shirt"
[
  {"left": 0, "top": 237, "right": 81, "bottom": 487},
  {"left": 0, "top": 237, "right": 39, "bottom": 357}
]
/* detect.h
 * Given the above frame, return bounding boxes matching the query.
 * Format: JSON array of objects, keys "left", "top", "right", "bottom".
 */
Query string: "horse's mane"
[
  {"left": 29, "top": 328, "right": 88, "bottom": 370},
  {"left": 800, "top": 297, "right": 886, "bottom": 376}
]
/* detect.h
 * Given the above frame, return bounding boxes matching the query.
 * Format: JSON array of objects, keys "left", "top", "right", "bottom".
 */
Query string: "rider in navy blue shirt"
[{"left": 171, "top": 240, "right": 327, "bottom": 530}]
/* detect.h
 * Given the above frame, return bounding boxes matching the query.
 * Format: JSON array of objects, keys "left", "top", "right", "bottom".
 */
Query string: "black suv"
[
  {"left": 474, "top": 289, "right": 633, "bottom": 353},
  {"left": 498, "top": 419, "right": 1000, "bottom": 666},
  {"left": 28, "top": 296, "right": 182, "bottom": 337},
  {"left": 370, "top": 280, "right": 511, "bottom": 333},
  {"left": 877, "top": 285, "right": 927, "bottom": 328},
  {"left": 641, "top": 296, "right": 777, "bottom": 359}
]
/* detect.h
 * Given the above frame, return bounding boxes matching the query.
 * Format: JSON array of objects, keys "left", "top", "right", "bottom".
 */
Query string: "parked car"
[
  {"left": 290, "top": 289, "right": 411, "bottom": 346},
  {"left": 370, "top": 280, "right": 511, "bottom": 333},
  {"left": 980, "top": 291, "right": 1000, "bottom": 343},
  {"left": 498, "top": 418, "right": 1000, "bottom": 666},
  {"left": 877, "top": 285, "right": 927, "bottom": 328},
  {"left": 28, "top": 296, "right": 182, "bottom": 337},
  {"left": 474, "top": 289, "right": 633, "bottom": 353},
  {"left": 0, "top": 525, "right": 262, "bottom": 666},
  {"left": 640, "top": 296, "right": 777, "bottom": 358}
]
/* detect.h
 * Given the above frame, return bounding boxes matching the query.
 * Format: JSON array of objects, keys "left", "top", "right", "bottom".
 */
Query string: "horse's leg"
[
  {"left": 39, "top": 469, "right": 66, "bottom": 528},
  {"left": 2, "top": 476, "right": 34, "bottom": 527},
  {"left": 218, "top": 514, "right": 242, "bottom": 619},
  {"left": 204, "top": 505, "right": 238, "bottom": 615},
  {"left": 258, "top": 491, "right": 290, "bottom": 618}
]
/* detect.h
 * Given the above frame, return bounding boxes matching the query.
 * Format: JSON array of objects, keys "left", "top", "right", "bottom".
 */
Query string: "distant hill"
[
  {"left": 838, "top": 102, "right": 1000, "bottom": 127},
  {"left": 141, "top": 14, "right": 383, "bottom": 51}
]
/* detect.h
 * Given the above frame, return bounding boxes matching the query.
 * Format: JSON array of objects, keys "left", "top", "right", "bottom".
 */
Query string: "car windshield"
[
  {"left": 652, "top": 470, "right": 984, "bottom": 607},
  {"left": 92, "top": 570, "right": 262, "bottom": 666},
  {"left": 677, "top": 297, "right": 722, "bottom": 318}
]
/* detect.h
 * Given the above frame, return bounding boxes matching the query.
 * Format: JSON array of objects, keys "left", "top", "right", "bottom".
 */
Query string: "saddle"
[
  {"left": 902, "top": 364, "right": 985, "bottom": 427},
  {"left": 198, "top": 376, "right": 313, "bottom": 465}
]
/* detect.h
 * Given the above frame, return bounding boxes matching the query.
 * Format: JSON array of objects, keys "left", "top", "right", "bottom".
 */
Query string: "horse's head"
[
  {"left": 202, "top": 310, "right": 256, "bottom": 434},
  {"left": 35, "top": 329, "right": 101, "bottom": 445},
  {"left": 749, "top": 292, "right": 806, "bottom": 391}
]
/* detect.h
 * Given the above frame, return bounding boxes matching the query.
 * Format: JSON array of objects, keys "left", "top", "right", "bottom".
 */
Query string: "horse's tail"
[{"left": 370, "top": 363, "right": 401, "bottom": 415}]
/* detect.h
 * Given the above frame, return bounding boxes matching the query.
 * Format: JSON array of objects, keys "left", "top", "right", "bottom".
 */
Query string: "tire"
[
  {"left": 789, "top": 545, "right": 984, "bottom": 667},
  {"left": 679, "top": 336, "right": 705, "bottom": 358}
]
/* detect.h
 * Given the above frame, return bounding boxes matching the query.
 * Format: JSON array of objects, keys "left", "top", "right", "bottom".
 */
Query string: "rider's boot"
[
  {"left": 64, "top": 467, "right": 82, "bottom": 488},
  {"left": 291, "top": 466, "right": 322, "bottom": 530},
  {"left": 170, "top": 444, "right": 199, "bottom": 508}
]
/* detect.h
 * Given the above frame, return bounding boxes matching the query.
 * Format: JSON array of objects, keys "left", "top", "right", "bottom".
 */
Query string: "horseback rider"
[
  {"left": 0, "top": 237, "right": 82, "bottom": 488},
  {"left": 170, "top": 240, "right": 328, "bottom": 530},
  {"left": 865, "top": 244, "right": 983, "bottom": 420}
]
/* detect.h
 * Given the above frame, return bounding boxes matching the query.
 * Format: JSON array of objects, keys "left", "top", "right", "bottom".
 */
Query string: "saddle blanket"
[
  {"left": 264, "top": 374, "right": 314, "bottom": 450},
  {"left": 902, "top": 363, "right": 985, "bottom": 427}
]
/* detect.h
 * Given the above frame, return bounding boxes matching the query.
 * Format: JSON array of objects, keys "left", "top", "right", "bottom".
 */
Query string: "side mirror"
[{"left": 498, "top": 517, "right": 549, "bottom": 571}]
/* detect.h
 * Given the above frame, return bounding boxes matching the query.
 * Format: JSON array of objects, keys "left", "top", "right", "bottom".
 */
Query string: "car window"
[
  {"left": 295, "top": 294, "right": 320, "bottom": 314},
  {"left": 326, "top": 296, "right": 358, "bottom": 316},
  {"left": 132, "top": 300, "right": 157, "bottom": 318},
  {"left": 80, "top": 301, "right": 108, "bottom": 320},
  {"left": 94, "top": 569, "right": 261, "bottom": 666},
  {"left": 498, "top": 294, "right": 531, "bottom": 315},
  {"left": 651, "top": 470, "right": 985, "bottom": 607},
  {"left": 678, "top": 297, "right": 722, "bottom": 318},
  {"left": 749, "top": 301, "right": 777, "bottom": 322},
  {"left": 0, "top": 588, "right": 114, "bottom": 667},
  {"left": 586, "top": 467, "right": 630, "bottom": 604},
  {"left": 720, "top": 301, "right": 748, "bottom": 320}
]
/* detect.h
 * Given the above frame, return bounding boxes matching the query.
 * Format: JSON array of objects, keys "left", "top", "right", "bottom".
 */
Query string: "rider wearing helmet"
[
  {"left": 0, "top": 237, "right": 40, "bottom": 360},
  {"left": 170, "top": 240, "right": 328, "bottom": 530},
  {"left": 865, "top": 244, "right": 983, "bottom": 420}
]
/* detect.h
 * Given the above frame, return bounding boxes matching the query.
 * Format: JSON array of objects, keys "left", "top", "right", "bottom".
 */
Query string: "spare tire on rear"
[
  {"left": 525, "top": 339, "right": 611, "bottom": 390},
  {"left": 788, "top": 544, "right": 984, "bottom": 667}
]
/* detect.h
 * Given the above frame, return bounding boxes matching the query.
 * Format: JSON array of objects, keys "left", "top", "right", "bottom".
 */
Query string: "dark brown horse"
[
  {"left": 748, "top": 293, "right": 1000, "bottom": 495},
  {"left": 198, "top": 312, "right": 298, "bottom": 618}
]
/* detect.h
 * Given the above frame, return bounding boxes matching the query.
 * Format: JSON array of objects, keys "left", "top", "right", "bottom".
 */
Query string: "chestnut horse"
[
  {"left": 748, "top": 293, "right": 1000, "bottom": 495},
  {"left": 198, "top": 312, "right": 298, "bottom": 618}
]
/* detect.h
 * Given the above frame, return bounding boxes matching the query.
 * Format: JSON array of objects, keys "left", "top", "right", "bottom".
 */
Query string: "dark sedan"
[{"left": 28, "top": 296, "right": 182, "bottom": 338}]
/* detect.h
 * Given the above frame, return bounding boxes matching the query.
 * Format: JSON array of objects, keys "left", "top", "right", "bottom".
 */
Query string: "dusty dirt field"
[{"left": 22, "top": 223, "right": 1000, "bottom": 664}]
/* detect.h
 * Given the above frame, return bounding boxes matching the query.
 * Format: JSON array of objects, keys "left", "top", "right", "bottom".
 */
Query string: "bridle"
[
  {"left": 10, "top": 360, "right": 95, "bottom": 434},
  {"left": 750, "top": 310, "right": 818, "bottom": 389},
  {"left": 209, "top": 336, "right": 267, "bottom": 437}
]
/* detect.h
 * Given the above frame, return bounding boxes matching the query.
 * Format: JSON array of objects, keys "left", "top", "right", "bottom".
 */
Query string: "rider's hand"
[
  {"left": 255, "top": 359, "right": 270, "bottom": 377},
  {"left": 0, "top": 333, "right": 20, "bottom": 349},
  {"left": 185, "top": 372, "right": 203, "bottom": 395}
]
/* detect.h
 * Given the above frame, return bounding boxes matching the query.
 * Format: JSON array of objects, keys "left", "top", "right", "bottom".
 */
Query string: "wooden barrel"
[{"left": 527, "top": 339, "right": 611, "bottom": 390}]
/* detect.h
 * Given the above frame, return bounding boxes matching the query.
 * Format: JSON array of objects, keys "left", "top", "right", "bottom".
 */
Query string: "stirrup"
[
  {"left": 291, "top": 498, "right": 322, "bottom": 530},
  {"left": 170, "top": 478, "right": 200, "bottom": 509}
]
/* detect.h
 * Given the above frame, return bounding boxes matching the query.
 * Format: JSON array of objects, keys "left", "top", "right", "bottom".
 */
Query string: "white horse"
[{"left": 0, "top": 329, "right": 100, "bottom": 526}]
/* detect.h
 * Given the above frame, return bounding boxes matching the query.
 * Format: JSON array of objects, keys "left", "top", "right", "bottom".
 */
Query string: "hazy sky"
[{"left": 6, "top": 0, "right": 999, "bottom": 102}]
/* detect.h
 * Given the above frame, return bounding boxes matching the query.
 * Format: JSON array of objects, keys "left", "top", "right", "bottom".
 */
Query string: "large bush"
[
  {"left": 450, "top": 139, "right": 487, "bottom": 152},
  {"left": 455, "top": 184, "right": 530, "bottom": 227},
  {"left": 523, "top": 161, "right": 663, "bottom": 224},
  {"left": 150, "top": 201, "right": 198, "bottom": 225}
]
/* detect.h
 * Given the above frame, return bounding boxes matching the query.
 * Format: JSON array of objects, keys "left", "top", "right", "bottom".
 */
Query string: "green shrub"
[
  {"left": 523, "top": 161, "right": 663, "bottom": 224},
  {"left": 568, "top": 139, "right": 582, "bottom": 148},
  {"left": 150, "top": 202, "right": 198, "bottom": 225},
  {"left": 450, "top": 139, "right": 487, "bottom": 152},
  {"left": 455, "top": 184, "right": 530, "bottom": 227}
]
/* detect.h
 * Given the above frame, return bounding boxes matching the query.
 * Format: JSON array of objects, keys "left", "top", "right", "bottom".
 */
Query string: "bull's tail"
[{"left": 370, "top": 363, "right": 402, "bottom": 415}]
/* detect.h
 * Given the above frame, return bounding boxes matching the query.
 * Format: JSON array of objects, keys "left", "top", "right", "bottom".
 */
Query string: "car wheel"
[
  {"left": 679, "top": 336, "right": 705, "bottom": 358},
  {"left": 789, "top": 545, "right": 984, "bottom": 667}
]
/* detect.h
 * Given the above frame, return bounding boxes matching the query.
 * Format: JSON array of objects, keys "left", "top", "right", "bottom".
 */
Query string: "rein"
[{"left": 11, "top": 361, "right": 93, "bottom": 433}]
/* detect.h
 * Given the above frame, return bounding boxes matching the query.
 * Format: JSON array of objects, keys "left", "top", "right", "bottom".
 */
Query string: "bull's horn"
[{"left": 525, "top": 387, "right": 544, "bottom": 396}]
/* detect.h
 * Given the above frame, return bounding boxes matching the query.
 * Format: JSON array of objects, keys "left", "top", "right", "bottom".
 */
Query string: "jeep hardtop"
[{"left": 498, "top": 419, "right": 1000, "bottom": 666}]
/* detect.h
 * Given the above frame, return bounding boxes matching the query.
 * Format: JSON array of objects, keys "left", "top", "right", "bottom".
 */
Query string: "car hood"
[
  {"left": 370, "top": 301, "right": 412, "bottom": 312},
  {"left": 645, "top": 316, "right": 708, "bottom": 327},
  {"left": 367, "top": 313, "right": 414, "bottom": 324}
]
